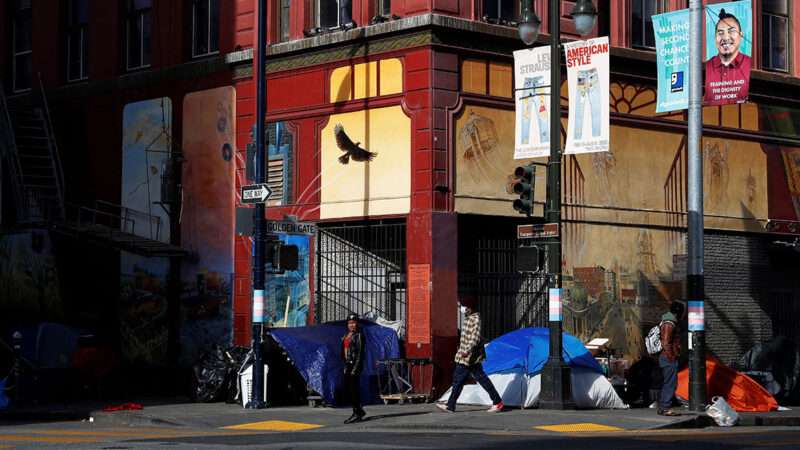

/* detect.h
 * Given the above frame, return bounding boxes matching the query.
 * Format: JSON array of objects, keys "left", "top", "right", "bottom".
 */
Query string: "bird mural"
[{"left": 334, "top": 124, "right": 377, "bottom": 164}]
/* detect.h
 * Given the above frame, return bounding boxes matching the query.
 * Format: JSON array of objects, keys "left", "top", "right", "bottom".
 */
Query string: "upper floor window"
[
  {"left": 376, "top": 0, "right": 391, "bottom": 17},
  {"left": 12, "top": 0, "right": 32, "bottom": 92},
  {"left": 761, "top": 0, "right": 789, "bottom": 72},
  {"left": 192, "top": 0, "right": 219, "bottom": 57},
  {"left": 125, "top": 0, "right": 152, "bottom": 70},
  {"left": 66, "top": 0, "right": 89, "bottom": 81},
  {"left": 632, "top": 0, "right": 669, "bottom": 49},
  {"left": 316, "top": 0, "right": 353, "bottom": 29},
  {"left": 278, "top": 0, "right": 291, "bottom": 42},
  {"left": 483, "top": 0, "right": 516, "bottom": 24}
]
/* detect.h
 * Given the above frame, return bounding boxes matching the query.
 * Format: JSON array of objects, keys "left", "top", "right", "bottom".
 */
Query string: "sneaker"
[
  {"left": 486, "top": 402, "right": 504, "bottom": 413},
  {"left": 436, "top": 403, "right": 454, "bottom": 413}
]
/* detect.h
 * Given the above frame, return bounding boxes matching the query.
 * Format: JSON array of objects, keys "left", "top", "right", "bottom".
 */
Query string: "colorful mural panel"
[
  {"left": 0, "top": 231, "right": 62, "bottom": 323},
  {"left": 180, "top": 87, "right": 236, "bottom": 365},
  {"left": 319, "top": 106, "right": 410, "bottom": 219},
  {"left": 120, "top": 98, "right": 173, "bottom": 365},
  {"left": 263, "top": 233, "right": 311, "bottom": 328}
]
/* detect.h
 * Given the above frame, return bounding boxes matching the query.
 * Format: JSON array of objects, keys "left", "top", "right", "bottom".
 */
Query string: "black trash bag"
[
  {"left": 737, "top": 337, "right": 800, "bottom": 404},
  {"left": 192, "top": 345, "right": 251, "bottom": 403}
]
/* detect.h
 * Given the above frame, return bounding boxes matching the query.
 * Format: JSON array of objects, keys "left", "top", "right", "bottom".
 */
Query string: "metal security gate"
[
  {"left": 459, "top": 216, "right": 549, "bottom": 341},
  {"left": 315, "top": 222, "right": 406, "bottom": 324}
]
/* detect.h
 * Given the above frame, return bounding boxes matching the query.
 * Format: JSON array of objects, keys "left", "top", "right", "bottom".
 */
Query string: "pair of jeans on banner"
[
  {"left": 518, "top": 76, "right": 549, "bottom": 145},
  {"left": 574, "top": 68, "right": 601, "bottom": 140}
]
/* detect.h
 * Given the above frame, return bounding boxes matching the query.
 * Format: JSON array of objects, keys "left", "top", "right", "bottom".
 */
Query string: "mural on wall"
[
  {"left": 263, "top": 233, "right": 311, "bottom": 327},
  {"left": 319, "top": 106, "right": 410, "bottom": 219},
  {"left": 181, "top": 87, "right": 236, "bottom": 365},
  {"left": 120, "top": 98, "right": 173, "bottom": 365},
  {"left": 266, "top": 122, "right": 294, "bottom": 206},
  {"left": 0, "top": 231, "right": 63, "bottom": 324},
  {"left": 453, "top": 81, "right": 774, "bottom": 362},
  {"left": 454, "top": 105, "right": 547, "bottom": 217}
]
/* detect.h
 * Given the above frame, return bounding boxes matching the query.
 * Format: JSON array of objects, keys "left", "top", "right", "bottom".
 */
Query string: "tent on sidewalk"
[
  {"left": 676, "top": 355, "right": 779, "bottom": 412},
  {"left": 438, "top": 327, "right": 628, "bottom": 409},
  {"left": 269, "top": 320, "right": 400, "bottom": 406}
]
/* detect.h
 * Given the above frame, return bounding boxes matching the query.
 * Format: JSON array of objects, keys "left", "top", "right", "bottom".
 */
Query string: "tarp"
[
  {"left": 439, "top": 327, "right": 626, "bottom": 409},
  {"left": 269, "top": 320, "right": 400, "bottom": 406},
  {"left": 483, "top": 327, "right": 602, "bottom": 376},
  {"left": 676, "top": 355, "right": 779, "bottom": 412}
]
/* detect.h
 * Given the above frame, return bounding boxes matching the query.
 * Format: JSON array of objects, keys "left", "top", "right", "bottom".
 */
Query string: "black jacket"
[{"left": 342, "top": 331, "right": 365, "bottom": 375}]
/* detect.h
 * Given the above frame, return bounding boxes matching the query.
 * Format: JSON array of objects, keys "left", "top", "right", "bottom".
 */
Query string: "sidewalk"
[{"left": 86, "top": 400, "right": 800, "bottom": 432}]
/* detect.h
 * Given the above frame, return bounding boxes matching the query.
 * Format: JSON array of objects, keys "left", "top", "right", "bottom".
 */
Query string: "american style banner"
[
  {"left": 704, "top": 0, "right": 752, "bottom": 106},
  {"left": 564, "top": 36, "right": 610, "bottom": 154},
  {"left": 653, "top": 9, "right": 690, "bottom": 112},
  {"left": 513, "top": 46, "right": 551, "bottom": 160}
]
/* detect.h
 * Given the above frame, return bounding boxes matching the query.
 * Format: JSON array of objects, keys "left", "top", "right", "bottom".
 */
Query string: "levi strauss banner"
[
  {"left": 514, "top": 46, "right": 551, "bottom": 160},
  {"left": 564, "top": 37, "right": 610, "bottom": 155}
]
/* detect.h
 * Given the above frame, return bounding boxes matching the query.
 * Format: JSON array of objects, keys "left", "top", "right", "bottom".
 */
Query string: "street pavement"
[{"left": 1, "top": 400, "right": 799, "bottom": 449}]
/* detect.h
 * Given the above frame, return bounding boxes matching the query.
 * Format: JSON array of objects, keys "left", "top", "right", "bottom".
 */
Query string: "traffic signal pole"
[{"left": 247, "top": 0, "right": 268, "bottom": 409}]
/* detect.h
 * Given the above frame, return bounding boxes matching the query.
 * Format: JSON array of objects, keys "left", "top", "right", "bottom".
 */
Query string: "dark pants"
[
  {"left": 345, "top": 372, "right": 364, "bottom": 416},
  {"left": 659, "top": 354, "right": 678, "bottom": 410},
  {"left": 446, "top": 363, "right": 502, "bottom": 411}
]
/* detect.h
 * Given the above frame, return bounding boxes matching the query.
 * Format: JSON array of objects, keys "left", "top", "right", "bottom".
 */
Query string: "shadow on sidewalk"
[{"left": 361, "top": 411, "right": 433, "bottom": 422}]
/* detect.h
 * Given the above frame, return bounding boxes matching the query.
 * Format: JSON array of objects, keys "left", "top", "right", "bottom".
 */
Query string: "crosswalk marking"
[
  {"left": 223, "top": 420, "right": 324, "bottom": 431},
  {"left": 534, "top": 423, "right": 625, "bottom": 433}
]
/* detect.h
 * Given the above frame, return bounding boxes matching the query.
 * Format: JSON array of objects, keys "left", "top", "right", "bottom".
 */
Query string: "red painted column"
[{"left": 404, "top": 48, "right": 460, "bottom": 399}]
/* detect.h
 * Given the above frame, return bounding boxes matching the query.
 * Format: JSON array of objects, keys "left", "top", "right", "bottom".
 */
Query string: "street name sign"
[
  {"left": 517, "top": 223, "right": 559, "bottom": 239},
  {"left": 267, "top": 221, "right": 317, "bottom": 235},
  {"left": 242, "top": 184, "right": 272, "bottom": 204}
]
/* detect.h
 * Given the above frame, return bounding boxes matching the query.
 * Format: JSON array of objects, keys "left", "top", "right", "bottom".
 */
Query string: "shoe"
[
  {"left": 487, "top": 402, "right": 504, "bottom": 413},
  {"left": 657, "top": 409, "right": 679, "bottom": 416},
  {"left": 344, "top": 414, "right": 358, "bottom": 424},
  {"left": 436, "top": 403, "right": 454, "bottom": 413}
]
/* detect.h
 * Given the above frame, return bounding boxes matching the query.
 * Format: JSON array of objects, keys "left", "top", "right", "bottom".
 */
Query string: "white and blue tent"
[{"left": 439, "top": 327, "right": 628, "bottom": 409}]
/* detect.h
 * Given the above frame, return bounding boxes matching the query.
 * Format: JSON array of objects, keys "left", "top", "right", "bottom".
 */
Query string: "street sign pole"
[{"left": 247, "top": 0, "right": 268, "bottom": 409}]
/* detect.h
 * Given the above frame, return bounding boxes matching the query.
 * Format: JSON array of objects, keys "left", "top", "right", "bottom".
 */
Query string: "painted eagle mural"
[{"left": 334, "top": 124, "right": 378, "bottom": 164}]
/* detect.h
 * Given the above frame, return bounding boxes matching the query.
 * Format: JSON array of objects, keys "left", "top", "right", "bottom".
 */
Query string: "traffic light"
[
  {"left": 265, "top": 237, "right": 300, "bottom": 273},
  {"left": 512, "top": 164, "right": 536, "bottom": 217}
]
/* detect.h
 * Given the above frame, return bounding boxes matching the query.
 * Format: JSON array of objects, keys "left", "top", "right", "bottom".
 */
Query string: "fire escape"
[{"left": 1, "top": 77, "right": 185, "bottom": 257}]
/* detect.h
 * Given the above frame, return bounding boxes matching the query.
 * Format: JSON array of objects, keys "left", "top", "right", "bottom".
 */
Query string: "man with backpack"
[{"left": 657, "top": 302, "right": 684, "bottom": 416}]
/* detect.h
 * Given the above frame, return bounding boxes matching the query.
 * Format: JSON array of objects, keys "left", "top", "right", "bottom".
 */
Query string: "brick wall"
[{"left": 704, "top": 231, "right": 800, "bottom": 366}]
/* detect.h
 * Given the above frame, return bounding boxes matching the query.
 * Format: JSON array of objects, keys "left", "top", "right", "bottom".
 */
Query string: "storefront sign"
[
  {"left": 704, "top": 1, "right": 752, "bottom": 106},
  {"left": 564, "top": 37, "right": 610, "bottom": 154},
  {"left": 514, "top": 46, "right": 551, "bottom": 160},
  {"left": 653, "top": 9, "right": 690, "bottom": 112}
]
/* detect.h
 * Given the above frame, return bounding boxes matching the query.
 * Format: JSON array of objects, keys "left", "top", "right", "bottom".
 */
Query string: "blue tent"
[
  {"left": 269, "top": 320, "right": 400, "bottom": 406},
  {"left": 482, "top": 327, "right": 602, "bottom": 375}
]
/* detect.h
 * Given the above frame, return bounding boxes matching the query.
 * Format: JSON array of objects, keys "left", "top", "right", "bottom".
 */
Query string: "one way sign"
[{"left": 241, "top": 183, "right": 272, "bottom": 204}]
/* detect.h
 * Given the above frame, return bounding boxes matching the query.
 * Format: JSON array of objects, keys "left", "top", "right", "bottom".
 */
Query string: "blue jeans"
[
  {"left": 446, "top": 363, "right": 502, "bottom": 411},
  {"left": 574, "top": 68, "right": 602, "bottom": 140},
  {"left": 659, "top": 354, "right": 678, "bottom": 410},
  {"left": 518, "top": 76, "right": 549, "bottom": 145}
]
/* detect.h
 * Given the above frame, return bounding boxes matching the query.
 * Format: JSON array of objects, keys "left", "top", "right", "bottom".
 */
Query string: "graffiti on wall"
[
  {"left": 263, "top": 233, "right": 311, "bottom": 327},
  {"left": 180, "top": 87, "right": 236, "bottom": 365},
  {"left": 120, "top": 98, "right": 173, "bottom": 365}
]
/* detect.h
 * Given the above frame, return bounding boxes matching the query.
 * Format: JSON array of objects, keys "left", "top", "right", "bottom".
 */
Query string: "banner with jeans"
[
  {"left": 513, "top": 46, "right": 551, "bottom": 160},
  {"left": 704, "top": 1, "right": 752, "bottom": 106},
  {"left": 564, "top": 37, "right": 610, "bottom": 154},
  {"left": 653, "top": 9, "right": 690, "bottom": 112}
]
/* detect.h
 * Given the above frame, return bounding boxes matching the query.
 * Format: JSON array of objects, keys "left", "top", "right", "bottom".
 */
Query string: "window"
[
  {"left": 278, "top": 0, "right": 291, "bottom": 42},
  {"left": 483, "top": 0, "right": 516, "bottom": 23},
  {"left": 192, "top": 0, "right": 219, "bottom": 57},
  {"left": 376, "top": 0, "right": 391, "bottom": 17},
  {"left": 632, "top": 0, "right": 669, "bottom": 49},
  {"left": 66, "top": 0, "right": 89, "bottom": 81},
  {"left": 125, "top": 0, "right": 152, "bottom": 70},
  {"left": 762, "top": 0, "right": 789, "bottom": 71},
  {"left": 316, "top": 0, "right": 353, "bottom": 28},
  {"left": 12, "top": 0, "right": 32, "bottom": 92}
]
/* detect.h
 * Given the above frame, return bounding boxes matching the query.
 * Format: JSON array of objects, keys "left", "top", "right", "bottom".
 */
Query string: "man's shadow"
[{"left": 361, "top": 411, "right": 433, "bottom": 422}]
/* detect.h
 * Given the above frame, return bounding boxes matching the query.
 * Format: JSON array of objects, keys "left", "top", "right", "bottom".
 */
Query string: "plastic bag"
[
  {"left": 706, "top": 396, "right": 739, "bottom": 427},
  {"left": 192, "top": 346, "right": 251, "bottom": 403}
]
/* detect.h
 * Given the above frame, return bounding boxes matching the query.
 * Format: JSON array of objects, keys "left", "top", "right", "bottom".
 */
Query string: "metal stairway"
[{"left": 1, "top": 77, "right": 65, "bottom": 224}]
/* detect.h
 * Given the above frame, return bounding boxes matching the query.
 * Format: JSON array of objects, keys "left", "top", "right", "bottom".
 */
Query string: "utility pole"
[
  {"left": 247, "top": 0, "right": 268, "bottom": 409},
  {"left": 538, "top": 0, "right": 573, "bottom": 410},
  {"left": 687, "top": 0, "right": 707, "bottom": 412}
]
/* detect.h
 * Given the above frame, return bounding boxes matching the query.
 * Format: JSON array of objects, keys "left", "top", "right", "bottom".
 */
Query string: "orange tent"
[{"left": 676, "top": 356, "right": 779, "bottom": 412}]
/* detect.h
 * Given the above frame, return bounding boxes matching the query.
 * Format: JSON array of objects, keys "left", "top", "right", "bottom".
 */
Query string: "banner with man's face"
[{"left": 704, "top": 1, "right": 752, "bottom": 106}]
